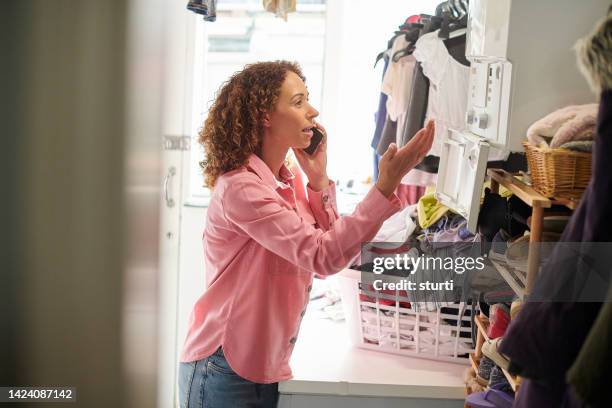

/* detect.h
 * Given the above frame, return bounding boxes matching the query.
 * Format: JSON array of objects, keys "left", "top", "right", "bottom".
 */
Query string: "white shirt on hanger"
[
  {"left": 381, "top": 35, "right": 418, "bottom": 146},
  {"left": 414, "top": 30, "right": 507, "bottom": 161},
  {"left": 414, "top": 31, "right": 469, "bottom": 157},
  {"left": 381, "top": 35, "right": 416, "bottom": 123}
]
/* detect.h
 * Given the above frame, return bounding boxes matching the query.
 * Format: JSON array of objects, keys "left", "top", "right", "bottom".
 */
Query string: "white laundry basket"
[{"left": 336, "top": 268, "right": 475, "bottom": 364}]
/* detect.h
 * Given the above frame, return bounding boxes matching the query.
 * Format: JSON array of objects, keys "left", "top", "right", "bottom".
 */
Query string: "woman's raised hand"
[{"left": 376, "top": 120, "right": 435, "bottom": 197}]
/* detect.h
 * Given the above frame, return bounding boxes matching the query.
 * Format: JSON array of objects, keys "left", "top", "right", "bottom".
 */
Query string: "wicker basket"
[{"left": 523, "top": 141, "right": 592, "bottom": 199}]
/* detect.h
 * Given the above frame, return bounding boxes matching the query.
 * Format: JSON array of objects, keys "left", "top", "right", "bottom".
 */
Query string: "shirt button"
[
  {"left": 300, "top": 309, "right": 306, "bottom": 317},
  {"left": 322, "top": 195, "right": 329, "bottom": 203},
  {"left": 289, "top": 337, "right": 297, "bottom": 345},
  {"left": 307, "top": 285, "right": 312, "bottom": 293}
]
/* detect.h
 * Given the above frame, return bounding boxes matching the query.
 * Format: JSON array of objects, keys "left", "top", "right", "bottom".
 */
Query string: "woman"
[{"left": 179, "top": 60, "right": 434, "bottom": 408}]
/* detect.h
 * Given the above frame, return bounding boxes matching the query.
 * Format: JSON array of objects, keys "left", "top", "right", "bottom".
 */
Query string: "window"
[
  {"left": 186, "top": 0, "right": 442, "bottom": 210},
  {"left": 186, "top": 1, "right": 326, "bottom": 204}
]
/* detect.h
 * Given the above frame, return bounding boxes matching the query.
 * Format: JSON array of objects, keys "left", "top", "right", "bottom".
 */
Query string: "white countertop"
[{"left": 279, "top": 277, "right": 468, "bottom": 400}]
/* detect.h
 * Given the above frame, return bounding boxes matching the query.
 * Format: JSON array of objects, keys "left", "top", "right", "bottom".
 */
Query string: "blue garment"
[
  {"left": 186, "top": 0, "right": 217, "bottom": 22},
  {"left": 179, "top": 347, "right": 279, "bottom": 408},
  {"left": 373, "top": 150, "right": 380, "bottom": 181}
]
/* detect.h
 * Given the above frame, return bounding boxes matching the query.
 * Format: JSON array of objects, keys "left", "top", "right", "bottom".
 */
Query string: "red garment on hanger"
[{"left": 405, "top": 15, "right": 421, "bottom": 24}]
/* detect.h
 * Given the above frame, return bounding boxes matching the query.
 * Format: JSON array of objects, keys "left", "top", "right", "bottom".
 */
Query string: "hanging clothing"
[
  {"left": 400, "top": 168, "right": 437, "bottom": 186},
  {"left": 186, "top": 0, "right": 217, "bottom": 22},
  {"left": 413, "top": 31, "right": 470, "bottom": 158},
  {"left": 382, "top": 37, "right": 416, "bottom": 124},
  {"left": 376, "top": 115, "right": 397, "bottom": 156},
  {"left": 372, "top": 57, "right": 390, "bottom": 151},
  {"left": 263, "top": 0, "right": 296, "bottom": 21},
  {"left": 499, "top": 89, "right": 612, "bottom": 407},
  {"left": 382, "top": 35, "right": 417, "bottom": 148},
  {"left": 372, "top": 56, "right": 389, "bottom": 179},
  {"left": 395, "top": 184, "right": 427, "bottom": 206},
  {"left": 566, "top": 285, "right": 612, "bottom": 408}
]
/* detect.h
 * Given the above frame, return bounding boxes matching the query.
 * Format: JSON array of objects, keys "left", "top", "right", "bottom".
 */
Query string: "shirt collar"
[{"left": 247, "top": 154, "right": 295, "bottom": 190}]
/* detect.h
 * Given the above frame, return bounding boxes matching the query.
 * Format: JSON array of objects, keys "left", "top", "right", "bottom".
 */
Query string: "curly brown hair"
[{"left": 199, "top": 60, "right": 305, "bottom": 188}]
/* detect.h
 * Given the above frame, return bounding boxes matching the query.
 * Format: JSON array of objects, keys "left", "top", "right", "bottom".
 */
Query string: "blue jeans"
[{"left": 179, "top": 348, "right": 279, "bottom": 408}]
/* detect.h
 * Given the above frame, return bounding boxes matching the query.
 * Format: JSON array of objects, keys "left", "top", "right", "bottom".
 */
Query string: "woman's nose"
[{"left": 307, "top": 102, "right": 319, "bottom": 119}]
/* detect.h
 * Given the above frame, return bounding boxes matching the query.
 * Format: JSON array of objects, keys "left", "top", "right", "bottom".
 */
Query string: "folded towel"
[
  {"left": 527, "top": 104, "right": 598, "bottom": 147},
  {"left": 550, "top": 107, "right": 597, "bottom": 147}
]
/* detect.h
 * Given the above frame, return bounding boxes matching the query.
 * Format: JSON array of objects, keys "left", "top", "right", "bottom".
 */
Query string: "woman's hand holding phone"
[
  {"left": 293, "top": 122, "right": 329, "bottom": 191},
  {"left": 376, "top": 120, "right": 435, "bottom": 198}
]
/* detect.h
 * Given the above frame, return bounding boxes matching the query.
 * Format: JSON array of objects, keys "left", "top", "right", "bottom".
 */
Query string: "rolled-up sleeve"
[
  {"left": 306, "top": 181, "right": 339, "bottom": 231},
  {"left": 223, "top": 174, "right": 402, "bottom": 276}
]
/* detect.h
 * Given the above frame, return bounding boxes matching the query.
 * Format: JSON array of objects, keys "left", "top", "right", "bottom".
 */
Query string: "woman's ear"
[{"left": 262, "top": 112, "right": 272, "bottom": 128}]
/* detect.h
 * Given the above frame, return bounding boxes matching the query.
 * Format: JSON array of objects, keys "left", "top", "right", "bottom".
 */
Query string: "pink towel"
[{"left": 527, "top": 104, "right": 598, "bottom": 147}]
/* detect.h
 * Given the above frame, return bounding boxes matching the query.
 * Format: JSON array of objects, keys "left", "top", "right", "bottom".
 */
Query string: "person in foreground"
[{"left": 178, "top": 60, "right": 434, "bottom": 408}]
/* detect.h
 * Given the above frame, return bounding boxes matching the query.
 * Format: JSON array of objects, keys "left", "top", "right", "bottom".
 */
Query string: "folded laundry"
[
  {"left": 559, "top": 140, "right": 594, "bottom": 152},
  {"left": 417, "top": 190, "right": 450, "bottom": 229},
  {"left": 372, "top": 204, "right": 417, "bottom": 244},
  {"left": 526, "top": 103, "right": 598, "bottom": 147}
]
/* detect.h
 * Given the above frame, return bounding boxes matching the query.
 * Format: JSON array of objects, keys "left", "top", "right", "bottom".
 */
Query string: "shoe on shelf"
[
  {"left": 488, "top": 365, "right": 513, "bottom": 393},
  {"left": 486, "top": 304, "right": 511, "bottom": 339},
  {"left": 482, "top": 338, "right": 510, "bottom": 371},
  {"left": 477, "top": 355, "right": 495, "bottom": 383},
  {"left": 510, "top": 299, "right": 523, "bottom": 320}
]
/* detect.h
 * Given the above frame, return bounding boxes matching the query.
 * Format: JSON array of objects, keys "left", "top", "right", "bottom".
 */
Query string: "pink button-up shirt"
[{"left": 180, "top": 154, "right": 401, "bottom": 383}]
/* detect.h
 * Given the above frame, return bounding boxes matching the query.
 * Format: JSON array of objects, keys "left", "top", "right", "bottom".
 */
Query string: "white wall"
[{"left": 176, "top": 206, "right": 208, "bottom": 364}]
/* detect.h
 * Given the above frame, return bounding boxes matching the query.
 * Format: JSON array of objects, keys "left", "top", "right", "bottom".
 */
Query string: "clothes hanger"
[
  {"left": 374, "top": 29, "right": 407, "bottom": 67},
  {"left": 438, "top": 10, "right": 452, "bottom": 39},
  {"left": 448, "top": 27, "right": 467, "bottom": 39},
  {"left": 391, "top": 28, "right": 421, "bottom": 62},
  {"left": 438, "top": 1, "right": 468, "bottom": 40}
]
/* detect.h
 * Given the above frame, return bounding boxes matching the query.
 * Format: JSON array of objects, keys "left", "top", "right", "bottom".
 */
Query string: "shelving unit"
[
  {"left": 470, "top": 314, "right": 520, "bottom": 392},
  {"left": 464, "top": 170, "right": 579, "bottom": 405},
  {"left": 487, "top": 169, "right": 578, "bottom": 296}
]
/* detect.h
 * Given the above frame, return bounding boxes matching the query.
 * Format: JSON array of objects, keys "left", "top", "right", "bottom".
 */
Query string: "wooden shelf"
[
  {"left": 487, "top": 168, "right": 577, "bottom": 295},
  {"left": 502, "top": 367, "right": 521, "bottom": 391},
  {"left": 472, "top": 314, "right": 520, "bottom": 393},
  {"left": 488, "top": 169, "right": 579, "bottom": 211},
  {"left": 487, "top": 169, "right": 552, "bottom": 208},
  {"left": 469, "top": 353, "right": 479, "bottom": 372},
  {"left": 474, "top": 314, "right": 490, "bottom": 342}
]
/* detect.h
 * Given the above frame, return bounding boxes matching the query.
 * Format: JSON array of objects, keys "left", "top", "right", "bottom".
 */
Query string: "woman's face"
[{"left": 265, "top": 71, "right": 319, "bottom": 150}]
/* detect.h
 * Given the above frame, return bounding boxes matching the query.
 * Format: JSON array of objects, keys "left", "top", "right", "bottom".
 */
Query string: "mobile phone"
[{"left": 303, "top": 127, "right": 324, "bottom": 155}]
